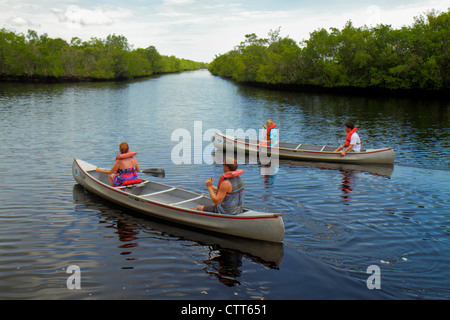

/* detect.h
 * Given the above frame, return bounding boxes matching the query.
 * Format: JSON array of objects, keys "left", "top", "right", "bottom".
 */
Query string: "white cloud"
[
  {"left": 53, "top": 5, "right": 133, "bottom": 30},
  {"left": 6, "top": 16, "right": 39, "bottom": 27},
  {"left": 163, "top": 0, "right": 194, "bottom": 5},
  {"left": 157, "top": 11, "right": 191, "bottom": 18}
]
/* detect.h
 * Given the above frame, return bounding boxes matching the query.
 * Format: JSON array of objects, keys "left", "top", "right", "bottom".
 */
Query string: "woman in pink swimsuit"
[{"left": 96, "top": 142, "right": 141, "bottom": 186}]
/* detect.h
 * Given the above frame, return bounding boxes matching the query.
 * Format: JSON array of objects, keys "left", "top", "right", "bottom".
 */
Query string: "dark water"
[{"left": 0, "top": 70, "right": 449, "bottom": 300}]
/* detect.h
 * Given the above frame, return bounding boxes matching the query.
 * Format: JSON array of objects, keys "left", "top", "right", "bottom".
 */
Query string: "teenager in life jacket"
[
  {"left": 334, "top": 122, "right": 361, "bottom": 156},
  {"left": 260, "top": 119, "right": 278, "bottom": 147},
  {"left": 96, "top": 142, "right": 142, "bottom": 186},
  {"left": 195, "top": 158, "right": 245, "bottom": 215}
]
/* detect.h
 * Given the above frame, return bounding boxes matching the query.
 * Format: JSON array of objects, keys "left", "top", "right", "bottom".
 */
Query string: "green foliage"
[
  {"left": 208, "top": 9, "right": 449, "bottom": 91},
  {"left": 0, "top": 30, "right": 207, "bottom": 81}
]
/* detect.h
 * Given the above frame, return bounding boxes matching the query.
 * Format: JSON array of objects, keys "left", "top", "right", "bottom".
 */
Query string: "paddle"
[{"left": 141, "top": 168, "right": 165, "bottom": 177}]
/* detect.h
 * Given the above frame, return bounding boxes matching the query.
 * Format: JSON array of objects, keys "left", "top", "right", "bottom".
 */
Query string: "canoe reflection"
[
  {"left": 278, "top": 159, "right": 394, "bottom": 178},
  {"left": 204, "top": 249, "right": 243, "bottom": 287},
  {"left": 73, "top": 184, "right": 283, "bottom": 280},
  {"left": 278, "top": 159, "right": 393, "bottom": 203}
]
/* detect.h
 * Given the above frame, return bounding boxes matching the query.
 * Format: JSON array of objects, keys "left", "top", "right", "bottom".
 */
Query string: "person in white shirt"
[{"left": 334, "top": 122, "right": 361, "bottom": 156}]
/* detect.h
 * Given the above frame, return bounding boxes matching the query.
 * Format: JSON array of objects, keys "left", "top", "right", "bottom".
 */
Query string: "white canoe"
[
  {"left": 213, "top": 132, "right": 395, "bottom": 164},
  {"left": 72, "top": 158, "right": 285, "bottom": 243}
]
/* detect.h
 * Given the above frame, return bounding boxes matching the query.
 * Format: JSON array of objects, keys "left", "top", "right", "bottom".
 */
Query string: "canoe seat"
[
  {"left": 140, "top": 187, "right": 176, "bottom": 197},
  {"left": 117, "top": 179, "right": 146, "bottom": 189},
  {"left": 170, "top": 195, "right": 204, "bottom": 206}
]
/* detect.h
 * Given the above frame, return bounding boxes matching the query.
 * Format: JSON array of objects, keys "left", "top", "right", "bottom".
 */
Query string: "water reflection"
[
  {"left": 339, "top": 169, "right": 357, "bottom": 202},
  {"left": 72, "top": 184, "right": 283, "bottom": 284},
  {"left": 279, "top": 159, "right": 394, "bottom": 178},
  {"left": 203, "top": 249, "right": 243, "bottom": 287},
  {"left": 116, "top": 220, "right": 140, "bottom": 267},
  {"left": 260, "top": 165, "right": 278, "bottom": 188},
  {"left": 275, "top": 159, "right": 394, "bottom": 206}
]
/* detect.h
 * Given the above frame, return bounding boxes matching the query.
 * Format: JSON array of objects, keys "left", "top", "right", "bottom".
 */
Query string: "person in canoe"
[
  {"left": 195, "top": 158, "right": 245, "bottom": 215},
  {"left": 260, "top": 119, "right": 278, "bottom": 147},
  {"left": 334, "top": 122, "right": 361, "bottom": 156},
  {"left": 96, "top": 142, "right": 142, "bottom": 187}
]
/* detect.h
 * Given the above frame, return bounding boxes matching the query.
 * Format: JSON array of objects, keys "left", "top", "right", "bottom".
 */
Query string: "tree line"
[
  {"left": 0, "top": 29, "right": 207, "bottom": 81},
  {"left": 208, "top": 9, "right": 449, "bottom": 92}
]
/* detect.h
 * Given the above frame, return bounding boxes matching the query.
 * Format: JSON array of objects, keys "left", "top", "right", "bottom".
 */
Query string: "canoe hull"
[
  {"left": 72, "top": 158, "right": 284, "bottom": 243},
  {"left": 213, "top": 132, "right": 395, "bottom": 164}
]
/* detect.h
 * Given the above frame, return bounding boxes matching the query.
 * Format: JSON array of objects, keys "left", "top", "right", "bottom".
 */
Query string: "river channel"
[{"left": 0, "top": 69, "right": 448, "bottom": 300}]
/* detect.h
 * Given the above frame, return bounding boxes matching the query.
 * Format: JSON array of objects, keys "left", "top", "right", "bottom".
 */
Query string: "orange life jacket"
[
  {"left": 266, "top": 123, "right": 277, "bottom": 141},
  {"left": 345, "top": 128, "right": 357, "bottom": 146},
  {"left": 116, "top": 152, "right": 137, "bottom": 160},
  {"left": 261, "top": 123, "right": 277, "bottom": 147},
  {"left": 217, "top": 169, "right": 244, "bottom": 191}
]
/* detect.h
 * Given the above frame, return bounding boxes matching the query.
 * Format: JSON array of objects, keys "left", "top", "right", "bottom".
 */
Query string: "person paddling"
[
  {"left": 195, "top": 158, "right": 245, "bottom": 215},
  {"left": 96, "top": 142, "right": 142, "bottom": 186},
  {"left": 334, "top": 122, "right": 361, "bottom": 156}
]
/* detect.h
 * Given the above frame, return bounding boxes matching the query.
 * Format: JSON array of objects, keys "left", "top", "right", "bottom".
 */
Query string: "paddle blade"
[{"left": 141, "top": 168, "right": 165, "bottom": 177}]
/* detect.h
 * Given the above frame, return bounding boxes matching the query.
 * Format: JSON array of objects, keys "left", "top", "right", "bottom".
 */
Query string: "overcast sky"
[{"left": 1, "top": 0, "right": 448, "bottom": 62}]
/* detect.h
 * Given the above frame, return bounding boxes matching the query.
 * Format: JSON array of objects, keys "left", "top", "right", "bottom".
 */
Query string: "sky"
[{"left": 1, "top": 0, "right": 448, "bottom": 62}]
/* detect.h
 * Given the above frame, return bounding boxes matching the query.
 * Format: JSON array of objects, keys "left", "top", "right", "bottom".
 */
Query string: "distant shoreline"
[
  {"left": 2, "top": 72, "right": 447, "bottom": 99},
  {"left": 0, "top": 70, "right": 197, "bottom": 84},
  {"left": 236, "top": 79, "right": 450, "bottom": 99},
  {"left": 211, "top": 73, "right": 449, "bottom": 99}
]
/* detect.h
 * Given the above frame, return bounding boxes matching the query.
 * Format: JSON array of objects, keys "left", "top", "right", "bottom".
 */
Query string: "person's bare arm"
[
  {"left": 96, "top": 161, "right": 120, "bottom": 174},
  {"left": 206, "top": 178, "right": 230, "bottom": 205},
  {"left": 340, "top": 144, "right": 354, "bottom": 156}
]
